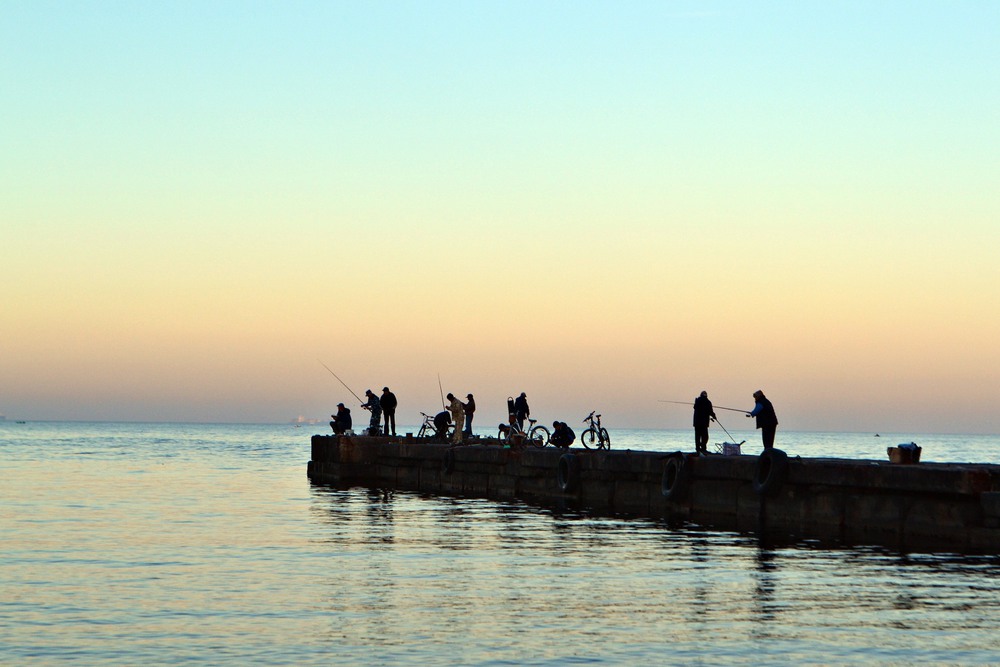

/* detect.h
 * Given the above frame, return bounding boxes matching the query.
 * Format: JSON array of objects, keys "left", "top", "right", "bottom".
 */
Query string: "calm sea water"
[{"left": 3, "top": 421, "right": 1000, "bottom": 665}]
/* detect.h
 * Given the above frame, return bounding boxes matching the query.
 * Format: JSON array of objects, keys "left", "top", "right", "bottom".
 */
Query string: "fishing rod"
[
  {"left": 318, "top": 360, "right": 364, "bottom": 404},
  {"left": 659, "top": 400, "right": 749, "bottom": 414},
  {"left": 437, "top": 373, "right": 446, "bottom": 410}
]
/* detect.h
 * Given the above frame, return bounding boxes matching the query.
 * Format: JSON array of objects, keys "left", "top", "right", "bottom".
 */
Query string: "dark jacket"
[
  {"left": 332, "top": 408, "right": 352, "bottom": 432},
  {"left": 433, "top": 411, "right": 451, "bottom": 436},
  {"left": 513, "top": 395, "right": 529, "bottom": 418},
  {"left": 465, "top": 396, "right": 476, "bottom": 415},
  {"left": 363, "top": 393, "right": 381, "bottom": 417},
  {"left": 380, "top": 391, "right": 397, "bottom": 412},
  {"left": 693, "top": 395, "right": 716, "bottom": 428},
  {"left": 551, "top": 423, "right": 575, "bottom": 448},
  {"left": 751, "top": 397, "right": 778, "bottom": 430}
]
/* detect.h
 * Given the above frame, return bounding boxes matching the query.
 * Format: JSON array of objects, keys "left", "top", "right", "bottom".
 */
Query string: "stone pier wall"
[{"left": 308, "top": 435, "right": 1000, "bottom": 553}]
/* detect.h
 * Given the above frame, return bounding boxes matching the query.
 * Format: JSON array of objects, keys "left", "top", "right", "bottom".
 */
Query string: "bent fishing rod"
[
  {"left": 659, "top": 400, "right": 749, "bottom": 414},
  {"left": 318, "top": 360, "right": 364, "bottom": 404},
  {"left": 661, "top": 400, "right": 746, "bottom": 444}
]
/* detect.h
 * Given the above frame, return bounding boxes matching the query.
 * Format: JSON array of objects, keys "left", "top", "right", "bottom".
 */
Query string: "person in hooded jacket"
[{"left": 747, "top": 389, "right": 779, "bottom": 450}]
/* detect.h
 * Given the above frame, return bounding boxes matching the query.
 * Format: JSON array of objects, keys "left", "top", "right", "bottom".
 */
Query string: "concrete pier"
[{"left": 308, "top": 435, "right": 1000, "bottom": 553}]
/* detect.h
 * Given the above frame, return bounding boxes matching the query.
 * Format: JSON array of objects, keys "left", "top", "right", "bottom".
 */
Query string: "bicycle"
[
  {"left": 497, "top": 418, "right": 550, "bottom": 448},
  {"left": 417, "top": 412, "right": 453, "bottom": 440},
  {"left": 580, "top": 411, "right": 611, "bottom": 450}
]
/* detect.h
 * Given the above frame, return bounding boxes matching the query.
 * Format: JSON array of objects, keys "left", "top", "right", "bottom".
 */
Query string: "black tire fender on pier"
[
  {"left": 661, "top": 452, "right": 691, "bottom": 501},
  {"left": 442, "top": 447, "right": 456, "bottom": 475},
  {"left": 753, "top": 448, "right": 789, "bottom": 496},
  {"left": 558, "top": 453, "right": 580, "bottom": 493}
]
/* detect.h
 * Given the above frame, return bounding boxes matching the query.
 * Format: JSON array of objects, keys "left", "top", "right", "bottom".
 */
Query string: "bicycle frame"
[
  {"left": 581, "top": 411, "right": 611, "bottom": 450},
  {"left": 498, "top": 418, "right": 549, "bottom": 448}
]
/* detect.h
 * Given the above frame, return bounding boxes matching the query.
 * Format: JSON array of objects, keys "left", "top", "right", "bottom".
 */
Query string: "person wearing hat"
[
  {"left": 462, "top": 393, "right": 476, "bottom": 436},
  {"left": 693, "top": 390, "right": 717, "bottom": 455},
  {"left": 747, "top": 389, "right": 778, "bottom": 450},
  {"left": 362, "top": 389, "right": 382, "bottom": 436},
  {"left": 380, "top": 387, "right": 398, "bottom": 436},
  {"left": 513, "top": 392, "right": 530, "bottom": 432},
  {"left": 330, "top": 403, "right": 352, "bottom": 435}
]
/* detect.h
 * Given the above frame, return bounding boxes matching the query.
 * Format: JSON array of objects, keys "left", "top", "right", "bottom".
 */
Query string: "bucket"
[{"left": 887, "top": 444, "right": 922, "bottom": 464}]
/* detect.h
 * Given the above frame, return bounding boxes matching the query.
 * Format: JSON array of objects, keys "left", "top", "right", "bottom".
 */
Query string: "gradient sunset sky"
[{"left": 3, "top": 1, "right": 998, "bottom": 433}]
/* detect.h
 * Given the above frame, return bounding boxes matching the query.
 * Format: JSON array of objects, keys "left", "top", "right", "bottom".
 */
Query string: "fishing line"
[
  {"left": 318, "top": 360, "right": 364, "bottom": 404},
  {"left": 659, "top": 400, "right": 748, "bottom": 414}
]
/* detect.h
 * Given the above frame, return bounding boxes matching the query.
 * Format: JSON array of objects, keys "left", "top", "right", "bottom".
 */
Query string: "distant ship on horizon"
[{"left": 292, "top": 415, "right": 322, "bottom": 426}]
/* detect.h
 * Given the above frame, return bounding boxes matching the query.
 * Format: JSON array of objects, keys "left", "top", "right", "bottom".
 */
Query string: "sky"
[{"left": 2, "top": 1, "right": 998, "bottom": 434}]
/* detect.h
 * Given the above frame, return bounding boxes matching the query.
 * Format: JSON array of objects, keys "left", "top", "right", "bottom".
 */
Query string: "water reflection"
[{"left": 307, "top": 485, "right": 1000, "bottom": 664}]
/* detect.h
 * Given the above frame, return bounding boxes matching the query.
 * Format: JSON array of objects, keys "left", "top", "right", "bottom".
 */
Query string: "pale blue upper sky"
[{"left": 3, "top": 2, "right": 999, "bottom": 432}]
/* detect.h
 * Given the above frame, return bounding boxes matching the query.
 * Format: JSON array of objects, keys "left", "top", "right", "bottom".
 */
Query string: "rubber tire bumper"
[
  {"left": 661, "top": 452, "right": 691, "bottom": 501},
  {"left": 753, "top": 448, "right": 789, "bottom": 496},
  {"left": 558, "top": 453, "right": 580, "bottom": 493}
]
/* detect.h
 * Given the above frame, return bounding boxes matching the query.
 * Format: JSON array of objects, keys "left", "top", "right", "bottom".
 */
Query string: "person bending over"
[{"left": 550, "top": 421, "right": 575, "bottom": 449}]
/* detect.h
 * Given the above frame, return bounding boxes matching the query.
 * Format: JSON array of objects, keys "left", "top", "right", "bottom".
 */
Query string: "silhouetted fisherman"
[
  {"left": 693, "top": 391, "right": 717, "bottom": 455},
  {"left": 747, "top": 389, "right": 778, "bottom": 450},
  {"left": 330, "top": 403, "right": 352, "bottom": 435}
]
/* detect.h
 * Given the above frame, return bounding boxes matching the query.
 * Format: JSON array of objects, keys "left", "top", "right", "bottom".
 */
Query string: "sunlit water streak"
[{"left": 2, "top": 422, "right": 1000, "bottom": 665}]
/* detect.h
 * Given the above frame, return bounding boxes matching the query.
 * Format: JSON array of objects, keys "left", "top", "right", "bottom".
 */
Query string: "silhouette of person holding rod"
[
  {"left": 747, "top": 389, "right": 778, "bottom": 450},
  {"left": 693, "top": 391, "right": 717, "bottom": 455}
]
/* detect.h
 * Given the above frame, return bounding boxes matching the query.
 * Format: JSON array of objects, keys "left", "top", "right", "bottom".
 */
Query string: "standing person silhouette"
[
  {"left": 463, "top": 393, "right": 476, "bottom": 436},
  {"left": 693, "top": 391, "right": 717, "bottom": 455},
  {"left": 513, "top": 392, "right": 530, "bottom": 431},
  {"left": 747, "top": 390, "right": 778, "bottom": 450},
  {"left": 362, "top": 389, "right": 382, "bottom": 436},
  {"left": 380, "top": 387, "right": 397, "bottom": 436},
  {"left": 447, "top": 393, "right": 465, "bottom": 444}
]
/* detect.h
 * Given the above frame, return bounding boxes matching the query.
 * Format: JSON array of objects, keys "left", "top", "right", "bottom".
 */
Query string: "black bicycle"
[
  {"left": 497, "top": 418, "right": 549, "bottom": 447},
  {"left": 580, "top": 411, "right": 611, "bottom": 450},
  {"left": 417, "top": 412, "right": 452, "bottom": 440}
]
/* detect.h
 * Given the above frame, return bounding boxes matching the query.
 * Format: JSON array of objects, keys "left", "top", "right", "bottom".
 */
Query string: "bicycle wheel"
[
  {"left": 580, "top": 428, "right": 597, "bottom": 449},
  {"left": 599, "top": 428, "right": 611, "bottom": 450},
  {"left": 527, "top": 425, "right": 550, "bottom": 448}
]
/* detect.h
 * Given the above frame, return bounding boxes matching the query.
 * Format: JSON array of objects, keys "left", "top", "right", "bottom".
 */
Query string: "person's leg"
[
  {"left": 464, "top": 413, "right": 473, "bottom": 435},
  {"left": 762, "top": 426, "right": 775, "bottom": 449}
]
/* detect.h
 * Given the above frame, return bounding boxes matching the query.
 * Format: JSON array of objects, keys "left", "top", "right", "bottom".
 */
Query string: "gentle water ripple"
[{"left": 2, "top": 422, "right": 1000, "bottom": 665}]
